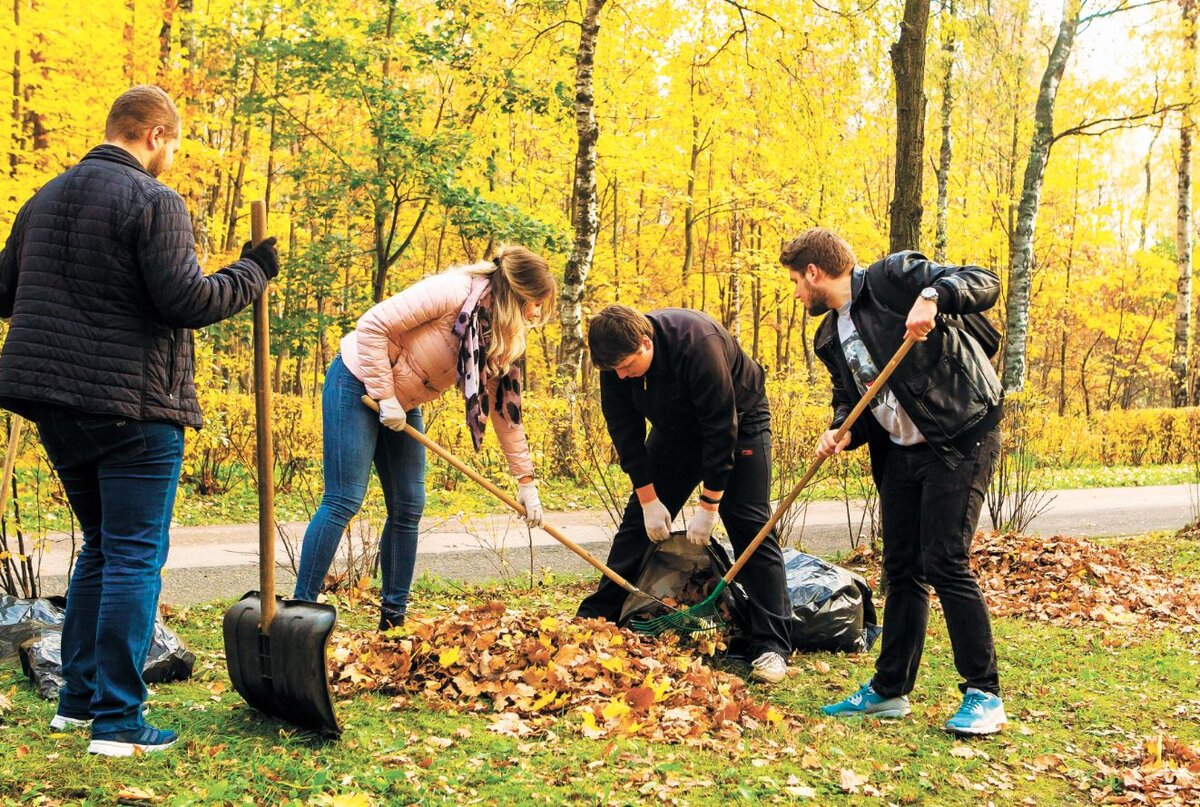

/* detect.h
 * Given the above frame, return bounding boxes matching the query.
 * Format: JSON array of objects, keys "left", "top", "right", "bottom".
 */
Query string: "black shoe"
[{"left": 378, "top": 608, "right": 405, "bottom": 631}]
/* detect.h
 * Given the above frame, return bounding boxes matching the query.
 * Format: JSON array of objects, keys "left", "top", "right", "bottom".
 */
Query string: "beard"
[
  {"left": 804, "top": 279, "right": 832, "bottom": 316},
  {"left": 147, "top": 149, "right": 170, "bottom": 177}
]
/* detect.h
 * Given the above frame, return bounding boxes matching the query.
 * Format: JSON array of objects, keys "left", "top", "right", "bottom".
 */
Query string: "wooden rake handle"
[
  {"left": 359, "top": 395, "right": 644, "bottom": 597},
  {"left": 721, "top": 335, "right": 918, "bottom": 586},
  {"left": 250, "top": 201, "right": 277, "bottom": 626}
]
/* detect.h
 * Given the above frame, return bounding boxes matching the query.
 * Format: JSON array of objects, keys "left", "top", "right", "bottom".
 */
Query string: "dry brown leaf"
[{"left": 839, "top": 768, "right": 868, "bottom": 793}]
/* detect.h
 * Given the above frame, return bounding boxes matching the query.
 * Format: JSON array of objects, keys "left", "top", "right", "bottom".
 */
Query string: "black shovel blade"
[{"left": 222, "top": 592, "right": 341, "bottom": 736}]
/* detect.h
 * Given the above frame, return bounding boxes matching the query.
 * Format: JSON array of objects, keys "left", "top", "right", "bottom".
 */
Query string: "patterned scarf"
[{"left": 455, "top": 276, "right": 523, "bottom": 451}]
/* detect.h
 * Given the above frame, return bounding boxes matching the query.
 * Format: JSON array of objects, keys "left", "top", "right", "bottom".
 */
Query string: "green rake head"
[{"left": 629, "top": 581, "right": 729, "bottom": 637}]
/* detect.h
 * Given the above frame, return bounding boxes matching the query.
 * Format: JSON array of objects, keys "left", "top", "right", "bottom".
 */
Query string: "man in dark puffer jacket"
[{"left": 0, "top": 85, "right": 279, "bottom": 756}]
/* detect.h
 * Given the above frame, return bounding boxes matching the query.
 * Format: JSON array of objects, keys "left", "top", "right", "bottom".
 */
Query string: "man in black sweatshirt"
[{"left": 576, "top": 304, "right": 792, "bottom": 683}]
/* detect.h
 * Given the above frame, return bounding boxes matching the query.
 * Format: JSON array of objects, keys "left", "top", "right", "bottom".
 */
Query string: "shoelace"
[{"left": 959, "top": 692, "right": 988, "bottom": 715}]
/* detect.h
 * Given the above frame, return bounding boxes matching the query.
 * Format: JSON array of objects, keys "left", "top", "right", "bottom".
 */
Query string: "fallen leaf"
[{"left": 840, "top": 768, "right": 868, "bottom": 793}]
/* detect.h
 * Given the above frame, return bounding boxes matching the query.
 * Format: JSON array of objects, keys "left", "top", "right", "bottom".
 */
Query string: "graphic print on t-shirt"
[
  {"left": 835, "top": 301, "right": 924, "bottom": 445},
  {"left": 840, "top": 329, "right": 900, "bottom": 418}
]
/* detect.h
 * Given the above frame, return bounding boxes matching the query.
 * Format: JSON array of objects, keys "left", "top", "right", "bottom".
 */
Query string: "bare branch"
[{"left": 1052, "top": 100, "right": 1190, "bottom": 143}]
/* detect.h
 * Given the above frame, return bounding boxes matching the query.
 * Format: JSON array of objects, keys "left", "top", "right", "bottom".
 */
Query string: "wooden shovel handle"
[
  {"left": 721, "top": 336, "right": 917, "bottom": 585},
  {"left": 360, "top": 395, "right": 642, "bottom": 596},
  {"left": 0, "top": 415, "right": 22, "bottom": 525},
  {"left": 250, "top": 201, "right": 276, "bottom": 626}
]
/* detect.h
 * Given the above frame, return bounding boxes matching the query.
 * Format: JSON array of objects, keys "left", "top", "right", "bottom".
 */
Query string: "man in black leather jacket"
[
  {"left": 781, "top": 227, "right": 1007, "bottom": 736},
  {"left": 0, "top": 86, "right": 278, "bottom": 755}
]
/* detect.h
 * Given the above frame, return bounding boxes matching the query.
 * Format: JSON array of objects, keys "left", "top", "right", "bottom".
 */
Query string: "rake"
[
  {"left": 631, "top": 336, "right": 917, "bottom": 637},
  {"left": 359, "top": 395, "right": 685, "bottom": 616}
]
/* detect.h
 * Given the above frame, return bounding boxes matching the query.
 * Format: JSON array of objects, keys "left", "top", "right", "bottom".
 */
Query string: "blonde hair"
[{"left": 463, "top": 245, "right": 557, "bottom": 374}]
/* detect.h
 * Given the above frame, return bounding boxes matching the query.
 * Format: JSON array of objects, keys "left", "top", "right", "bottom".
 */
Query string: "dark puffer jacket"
[{"left": 0, "top": 145, "right": 268, "bottom": 427}]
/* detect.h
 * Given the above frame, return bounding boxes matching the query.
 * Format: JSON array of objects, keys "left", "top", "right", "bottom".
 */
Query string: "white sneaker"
[
  {"left": 50, "top": 713, "right": 91, "bottom": 730},
  {"left": 750, "top": 651, "right": 788, "bottom": 683}
]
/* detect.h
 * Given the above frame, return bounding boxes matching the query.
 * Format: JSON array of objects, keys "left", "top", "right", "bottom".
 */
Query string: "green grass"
[{"left": 2, "top": 534, "right": 1199, "bottom": 805}]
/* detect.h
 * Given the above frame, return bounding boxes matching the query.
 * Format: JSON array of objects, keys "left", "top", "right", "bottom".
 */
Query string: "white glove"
[
  {"left": 377, "top": 397, "right": 407, "bottom": 432},
  {"left": 641, "top": 497, "right": 673, "bottom": 543},
  {"left": 686, "top": 506, "right": 720, "bottom": 546},
  {"left": 516, "top": 481, "right": 543, "bottom": 528}
]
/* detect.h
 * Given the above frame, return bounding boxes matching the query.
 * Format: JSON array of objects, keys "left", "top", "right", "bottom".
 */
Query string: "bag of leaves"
[
  {"left": 617, "top": 532, "right": 753, "bottom": 649},
  {"left": 12, "top": 598, "right": 195, "bottom": 699},
  {"left": 0, "top": 595, "right": 66, "bottom": 659},
  {"left": 782, "top": 548, "right": 882, "bottom": 653}
]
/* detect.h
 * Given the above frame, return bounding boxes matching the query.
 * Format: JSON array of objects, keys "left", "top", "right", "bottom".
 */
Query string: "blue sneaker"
[
  {"left": 820, "top": 682, "right": 911, "bottom": 719},
  {"left": 945, "top": 688, "right": 1007, "bottom": 736},
  {"left": 88, "top": 725, "right": 178, "bottom": 756}
]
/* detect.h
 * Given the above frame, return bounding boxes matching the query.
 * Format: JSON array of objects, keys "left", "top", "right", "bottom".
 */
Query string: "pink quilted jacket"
[{"left": 340, "top": 270, "right": 534, "bottom": 478}]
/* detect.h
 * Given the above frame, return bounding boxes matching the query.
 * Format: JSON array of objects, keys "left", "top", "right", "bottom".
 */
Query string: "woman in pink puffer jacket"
[{"left": 293, "top": 245, "right": 557, "bottom": 629}]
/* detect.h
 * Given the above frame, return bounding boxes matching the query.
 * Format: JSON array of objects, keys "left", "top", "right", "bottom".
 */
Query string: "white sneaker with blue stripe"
[{"left": 944, "top": 688, "right": 1006, "bottom": 735}]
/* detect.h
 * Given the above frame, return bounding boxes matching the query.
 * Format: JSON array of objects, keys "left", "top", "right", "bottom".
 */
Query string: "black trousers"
[
  {"left": 871, "top": 426, "right": 1002, "bottom": 698},
  {"left": 576, "top": 428, "right": 792, "bottom": 658}
]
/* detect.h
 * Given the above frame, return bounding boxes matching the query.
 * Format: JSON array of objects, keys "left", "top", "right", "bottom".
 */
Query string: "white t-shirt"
[{"left": 836, "top": 301, "right": 925, "bottom": 446}]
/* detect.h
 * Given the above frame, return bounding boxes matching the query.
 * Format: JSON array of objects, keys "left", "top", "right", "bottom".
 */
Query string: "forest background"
[{"left": 0, "top": 0, "right": 1198, "bottom": 555}]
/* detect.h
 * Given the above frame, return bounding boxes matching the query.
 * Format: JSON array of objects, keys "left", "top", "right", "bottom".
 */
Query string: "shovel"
[
  {"left": 222, "top": 201, "right": 340, "bottom": 736},
  {"left": 632, "top": 335, "right": 918, "bottom": 636},
  {"left": 360, "top": 395, "right": 680, "bottom": 613}
]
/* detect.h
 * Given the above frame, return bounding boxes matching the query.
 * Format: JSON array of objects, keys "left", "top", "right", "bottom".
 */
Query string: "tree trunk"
[
  {"left": 158, "top": 0, "right": 176, "bottom": 79},
  {"left": 1172, "top": 0, "right": 1197, "bottom": 407},
  {"left": 1001, "top": 0, "right": 1080, "bottom": 393},
  {"left": 556, "top": 0, "right": 607, "bottom": 385},
  {"left": 10, "top": 0, "right": 21, "bottom": 177},
  {"left": 888, "top": 0, "right": 931, "bottom": 253},
  {"left": 933, "top": 0, "right": 955, "bottom": 262}
]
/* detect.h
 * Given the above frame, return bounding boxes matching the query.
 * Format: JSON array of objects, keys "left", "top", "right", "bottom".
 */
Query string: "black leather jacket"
[{"left": 813, "top": 252, "right": 1003, "bottom": 471}]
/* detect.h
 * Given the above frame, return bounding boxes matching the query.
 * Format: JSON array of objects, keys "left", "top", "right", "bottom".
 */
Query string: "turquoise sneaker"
[
  {"left": 820, "top": 682, "right": 911, "bottom": 719},
  {"left": 945, "top": 688, "right": 1007, "bottom": 735}
]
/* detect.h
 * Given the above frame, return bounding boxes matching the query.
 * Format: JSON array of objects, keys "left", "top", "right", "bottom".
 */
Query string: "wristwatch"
[{"left": 919, "top": 287, "right": 940, "bottom": 304}]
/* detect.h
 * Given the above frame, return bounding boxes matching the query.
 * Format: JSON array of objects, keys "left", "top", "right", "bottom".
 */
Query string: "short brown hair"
[
  {"left": 105, "top": 85, "right": 180, "bottom": 142},
  {"left": 779, "top": 228, "right": 857, "bottom": 278},
  {"left": 588, "top": 305, "right": 653, "bottom": 369}
]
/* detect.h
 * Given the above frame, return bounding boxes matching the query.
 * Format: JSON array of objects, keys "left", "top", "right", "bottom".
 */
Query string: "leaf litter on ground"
[
  {"left": 971, "top": 532, "right": 1200, "bottom": 629},
  {"left": 327, "top": 600, "right": 794, "bottom": 744},
  {"left": 1092, "top": 735, "right": 1200, "bottom": 805},
  {"left": 842, "top": 531, "right": 1200, "bottom": 631}
]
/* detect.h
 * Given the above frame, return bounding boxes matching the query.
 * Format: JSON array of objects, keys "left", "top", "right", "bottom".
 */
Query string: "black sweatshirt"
[{"left": 598, "top": 308, "right": 769, "bottom": 492}]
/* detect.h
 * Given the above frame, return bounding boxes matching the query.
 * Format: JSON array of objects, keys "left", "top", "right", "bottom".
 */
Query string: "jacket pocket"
[{"left": 903, "top": 354, "right": 988, "bottom": 440}]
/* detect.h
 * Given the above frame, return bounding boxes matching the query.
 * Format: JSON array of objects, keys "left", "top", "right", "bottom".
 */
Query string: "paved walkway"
[{"left": 28, "top": 484, "right": 1197, "bottom": 605}]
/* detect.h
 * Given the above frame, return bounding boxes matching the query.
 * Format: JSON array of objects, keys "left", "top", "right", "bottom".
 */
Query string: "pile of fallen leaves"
[
  {"left": 971, "top": 532, "right": 1200, "bottom": 629},
  {"left": 328, "top": 601, "right": 790, "bottom": 744},
  {"left": 1092, "top": 736, "right": 1200, "bottom": 804}
]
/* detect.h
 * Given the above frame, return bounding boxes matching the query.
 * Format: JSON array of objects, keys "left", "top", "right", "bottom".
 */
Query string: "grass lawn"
[{"left": 1, "top": 533, "right": 1198, "bottom": 806}]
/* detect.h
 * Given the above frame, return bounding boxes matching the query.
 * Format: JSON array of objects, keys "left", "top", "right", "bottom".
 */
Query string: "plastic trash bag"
[
  {"left": 783, "top": 548, "right": 882, "bottom": 653},
  {"left": 2, "top": 596, "right": 195, "bottom": 700},
  {"left": 617, "top": 533, "right": 752, "bottom": 638},
  {"left": 0, "top": 595, "right": 66, "bottom": 659}
]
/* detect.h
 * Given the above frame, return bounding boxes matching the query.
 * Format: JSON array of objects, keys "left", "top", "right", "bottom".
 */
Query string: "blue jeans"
[
  {"left": 36, "top": 412, "right": 184, "bottom": 733},
  {"left": 293, "top": 355, "right": 426, "bottom": 617}
]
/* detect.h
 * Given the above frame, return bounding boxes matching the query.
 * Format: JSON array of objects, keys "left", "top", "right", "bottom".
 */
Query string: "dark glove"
[{"left": 241, "top": 237, "right": 279, "bottom": 279}]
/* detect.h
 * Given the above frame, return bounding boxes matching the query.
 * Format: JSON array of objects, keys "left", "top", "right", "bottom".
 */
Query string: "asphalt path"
[{"left": 31, "top": 484, "right": 1197, "bottom": 606}]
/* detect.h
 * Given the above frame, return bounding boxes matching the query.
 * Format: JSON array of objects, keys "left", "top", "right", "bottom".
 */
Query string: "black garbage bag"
[
  {"left": 0, "top": 595, "right": 66, "bottom": 659},
  {"left": 617, "top": 533, "right": 753, "bottom": 648},
  {"left": 783, "top": 548, "right": 881, "bottom": 653},
  {"left": 2, "top": 596, "right": 195, "bottom": 700}
]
